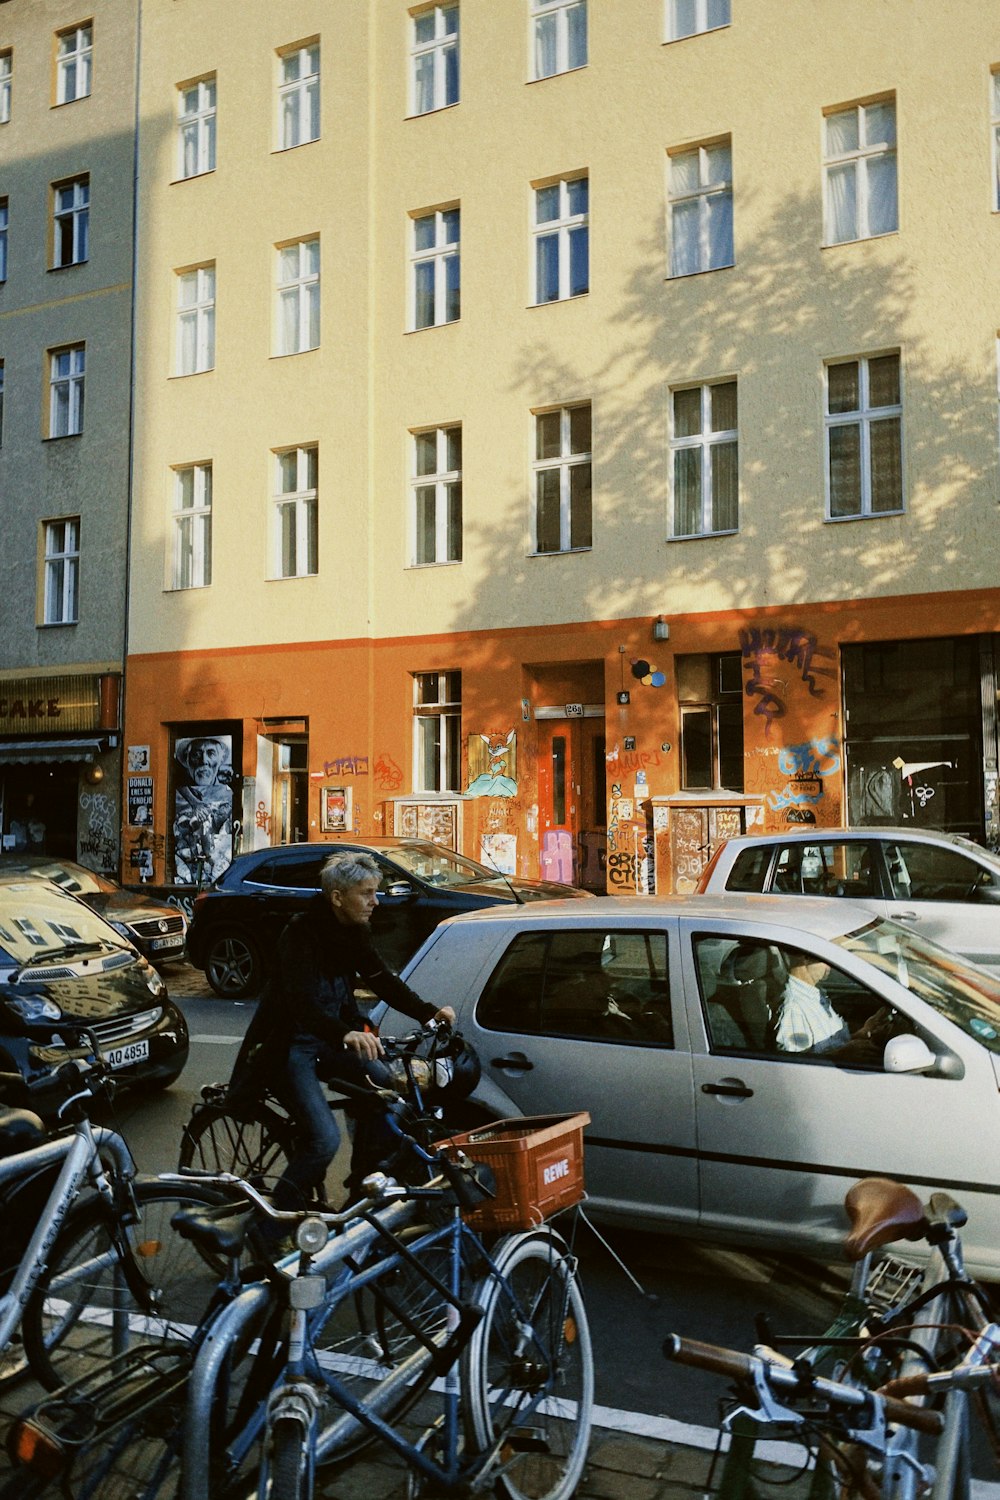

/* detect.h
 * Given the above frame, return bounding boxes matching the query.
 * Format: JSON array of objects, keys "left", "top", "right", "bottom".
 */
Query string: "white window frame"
[
  {"left": 824, "top": 352, "right": 904, "bottom": 521},
  {"left": 668, "top": 140, "right": 733, "bottom": 277},
  {"left": 669, "top": 380, "right": 738, "bottom": 538},
  {"left": 52, "top": 176, "right": 89, "bottom": 268},
  {"left": 276, "top": 238, "right": 320, "bottom": 355},
  {"left": 272, "top": 445, "right": 318, "bottom": 579},
  {"left": 823, "top": 97, "right": 898, "bottom": 245},
  {"left": 992, "top": 71, "right": 1000, "bottom": 212},
  {"left": 48, "top": 344, "right": 85, "bottom": 438},
  {"left": 43, "top": 517, "right": 80, "bottom": 625},
  {"left": 412, "top": 670, "right": 462, "bottom": 791},
  {"left": 531, "top": 0, "right": 587, "bottom": 80},
  {"left": 410, "top": 5, "right": 459, "bottom": 116},
  {"left": 177, "top": 75, "right": 216, "bottom": 179},
  {"left": 278, "top": 41, "right": 319, "bottom": 149},
  {"left": 176, "top": 264, "right": 216, "bottom": 375},
  {"left": 0, "top": 198, "right": 7, "bottom": 282},
  {"left": 0, "top": 50, "right": 11, "bottom": 124},
  {"left": 411, "top": 425, "right": 462, "bottom": 566},
  {"left": 666, "top": 0, "right": 731, "bottom": 42},
  {"left": 533, "top": 175, "right": 589, "bottom": 304},
  {"left": 410, "top": 207, "right": 460, "bottom": 329},
  {"left": 55, "top": 22, "right": 92, "bottom": 105},
  {"left": 532, "top": 403, "right": 592, "bottom": 555},
  {"left": 171, "top": 463, "right": 213, "bottom": 590}
]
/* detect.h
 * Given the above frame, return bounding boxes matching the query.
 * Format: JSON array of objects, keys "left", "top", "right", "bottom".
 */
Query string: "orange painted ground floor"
[{"left": 120, "top": 588, "right": 1000, "bottom": 897}]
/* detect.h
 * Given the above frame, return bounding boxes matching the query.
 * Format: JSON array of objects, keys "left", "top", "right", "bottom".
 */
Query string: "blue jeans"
[{"left": 271, "top": 1040, "right": 393, "bottom": 1212}]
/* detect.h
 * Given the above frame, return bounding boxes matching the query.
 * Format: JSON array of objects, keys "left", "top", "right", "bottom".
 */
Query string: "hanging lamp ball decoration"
[{"left": 630, "top": 658, "right": 666, "bottom": 688}]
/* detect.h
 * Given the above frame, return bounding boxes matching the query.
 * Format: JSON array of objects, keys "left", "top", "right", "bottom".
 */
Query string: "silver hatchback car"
[
  {"left": 379, "top": 896, "right": 1000, "bottom": 1278},
  {"left": 697, "top": 827, "right": 1000, "bottom": 974}
]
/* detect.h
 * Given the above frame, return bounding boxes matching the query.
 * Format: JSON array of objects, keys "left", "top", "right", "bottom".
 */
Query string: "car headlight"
[
  {"left": 6, "top": 995, "right": 62, "bottom": 1022},
  {"left": 144, "top": 966, "right": 166, "bottom": 998},
  {"left": 109, "top": 921, "right": 132, "bottom": 940}
]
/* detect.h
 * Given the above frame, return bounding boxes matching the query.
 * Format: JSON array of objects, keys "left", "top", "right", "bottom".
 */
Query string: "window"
[
  {"left": 411, "top": 5, "right": 459, "bottom": 115},
  {"left": 171, "top": 463, "right": 212, "bottom": 589},
  {"left": 0, "top": 198, "right": 7, "bottom": 282},
  {"left": 48, "top": 344, "right": 85, "bottom": 437},
  {"left": 272, "top": 446, "right": 318, "bottom": 579},
  {"left": 411, "top": 208, "right": 460, "bottom": 329},
  {"left": 532, "top": 403, "right": 591, "bottom": 553},
  {"left": 533, "top": 175, "right": 588, "bottom": 303},
  {"left": 532, "top": 0, "right": 587, "bottom": 79},
  {"left": 884, "top": 842, "right": 998, "bottom": 904},
  {"left": 667, "top": 0, "right": 730, "bottom": 40},
  {"left": 52, "top": 176, "right": 89, "bottom": 268},
  {"left": 668, "top": 140, "right": 732, "bottom": 276},
  {"left": 677, "top": 651, "right": 743, "bottom": 790},
  {"left": 477, "top": 928, "right": 672, "bottom": 1045},
  {"left": 0, "top": 50, "right": 11, "bottom": 123},
  {"left": 278, "top": 41, "right": 319, "bottom": 148},
  {"left": 771, "top": 842, "right": 875, "bottom": 897},
  {"left": 177, "top": 75, "right": 216, "bottom": 178},
  {"left": 824, "top": 98, "right": 897, "bottom": 245},
  {"left": 276, "top": 238, "right": 320, "bottom": 354},
  {"left": 176, "top": 264, "right": 215, "bottom": 375},
  {"left": 670, "top": 380, "right": 737, "bottom": 536},
  {"left": 412, "top": 670, "right": 461, "bottom": 790},
  {"left": 43, "top": 518, "right": 80, "bottom": 625},
  {"left": 411, "top": 426, "right": 462, "bottom": 564},
  {"left": 825, "top": 353, "right": 902, "bottom": 518},
  {"left": 56, "top": 23, "right": 92, "bottom": 105},
  {"left": 993, "top": 71, "right": 1000, "bottom": 211}
]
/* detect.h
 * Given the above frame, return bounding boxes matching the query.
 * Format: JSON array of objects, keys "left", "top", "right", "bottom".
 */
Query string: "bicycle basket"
[{"left": 435, "top": 1112, "right": 589, "bottom": 1232}]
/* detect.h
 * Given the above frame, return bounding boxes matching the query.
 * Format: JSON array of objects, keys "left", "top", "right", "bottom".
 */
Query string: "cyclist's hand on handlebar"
[
  {"left": 432, "top": 1005, "right": 456, "bottom": 1027},
  {"left": 344, "top": 1029, "right": 385, "bottom": 1061}
]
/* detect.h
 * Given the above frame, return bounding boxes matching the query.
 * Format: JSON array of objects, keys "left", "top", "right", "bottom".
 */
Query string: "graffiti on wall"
[
  {"left": 374, "top": 754, "right": 403, "bottom": 792},
  {"left": 466, "top": 731, "right": 517, "bottom": 797},
  {"left": 764, "top": 737, "right": 842, "bottom": 817},
  {"left": 321, "top": 755, "right": 369, "bottom": 778},
  {"left": 78, "top": 789, "right": 118, "bottom": 872},
  {"left": 740, "top": 627, "right": 837, "bottom": 734}
]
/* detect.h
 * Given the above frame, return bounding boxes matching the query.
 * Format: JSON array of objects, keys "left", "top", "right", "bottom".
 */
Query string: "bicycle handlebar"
[{"left": 663, "top": 1334, "right": 944, "bottom": 1437}]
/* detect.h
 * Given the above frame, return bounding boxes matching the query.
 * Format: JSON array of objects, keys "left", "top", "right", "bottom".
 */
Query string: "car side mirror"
[
  {"left": 384, "top": 882, "right": 415, "bottom": 899},
  {"left": 972, "top": 881, "right": 1000, "bottom": 905},
  {"left": 883, "top": 1033, "right": 937, "bottom": 1074}
]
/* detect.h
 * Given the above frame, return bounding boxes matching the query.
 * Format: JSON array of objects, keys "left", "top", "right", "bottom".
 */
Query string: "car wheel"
[{"left": 204, "top": 932, "right": 261, "bottom": 998}]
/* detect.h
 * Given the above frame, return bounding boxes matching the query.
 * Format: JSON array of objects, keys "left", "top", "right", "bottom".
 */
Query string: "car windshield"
[
  {"left": 0, "top": 883, "right": 126, "bottom": 966},
  {"left": 837, "top": 919, "right": 1000, "bottom": 1055},
  {"left": 0, "top": 859, "right": 116, "bottom": 897},
  {"left": 387, "top": 845, "right": 501, "bottom": 889}
]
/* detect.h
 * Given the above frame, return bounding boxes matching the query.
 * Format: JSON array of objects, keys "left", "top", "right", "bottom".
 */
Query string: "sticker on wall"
[
  {"left": 320, "top": 786, "right": 352, "bottom": 833},
  {"left": 630, "top": 658, "right": 666, "bottom": 688},
  {"left": 466, "top": 730, "right": 517, "bottom": 797},
  {"left": 127, "top": 776, "right": 153, "bottom": 828},
  {"left": 172, "top": 733, "right": 235, "bottom": 885},
  {"left": 481, "top": 833, "right": 516, "bottom": 875},
  {"left": 127, "top": 745, "right": 151, "bottom": 773}
]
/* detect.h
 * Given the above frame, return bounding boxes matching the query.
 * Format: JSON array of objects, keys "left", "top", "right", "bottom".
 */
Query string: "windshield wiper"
[{"left": 22, "top": 941, "right": 109, "bottom": 963}]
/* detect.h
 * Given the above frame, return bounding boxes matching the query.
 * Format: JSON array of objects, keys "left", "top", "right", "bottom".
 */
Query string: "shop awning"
[{"left": 0, "top": 738, "right": 104, "bottom": 764}]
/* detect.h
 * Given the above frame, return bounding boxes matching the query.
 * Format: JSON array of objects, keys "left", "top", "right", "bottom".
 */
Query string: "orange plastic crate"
[{"left": 437, "top": 1112, "right": 590, "bottom": 1232}]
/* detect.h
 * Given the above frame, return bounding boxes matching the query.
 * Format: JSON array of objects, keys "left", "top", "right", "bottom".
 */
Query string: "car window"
[
  {"left": 477, "top": 929, "right": 673, "bottom": 1047},
  {"left": 388, "top": 844, "right": 494, "bottom": 889},
  {"left": 883, "top": 843, "right": 994, "bottom": 902},
  {"left": 725, "top": 847, "right": 770, "bottom": 892},
  {"left": 771, "top": 842, "right": 874, "bottom": 898},
  {"left": 246, "top": 857, "right": 324, "bottom": 890},
  {"left": 694, "top": 932, "right": 890, "bottom": 1066}
]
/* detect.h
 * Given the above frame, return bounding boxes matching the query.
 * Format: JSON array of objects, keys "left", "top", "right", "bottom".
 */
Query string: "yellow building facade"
[{"left": 125, "top": 0, "right": 1000, "bottom": 895}]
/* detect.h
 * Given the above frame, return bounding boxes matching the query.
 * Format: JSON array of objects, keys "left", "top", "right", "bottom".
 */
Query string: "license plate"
[
  {"left": 151, "top": 936, "right": 182, "bottom": 950},
  {"left": 103, "top": 1040, "right": 150, "bottom": 1069}
]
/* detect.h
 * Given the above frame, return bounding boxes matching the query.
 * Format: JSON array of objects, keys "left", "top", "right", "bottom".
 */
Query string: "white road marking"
[{"left": 188, "top": 1034, "right": 243, "bottom": 1044}]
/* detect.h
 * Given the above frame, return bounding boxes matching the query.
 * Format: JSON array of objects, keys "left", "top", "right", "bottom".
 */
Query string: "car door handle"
[
  {"left": 491, "top": 1052, "right": 534, "bottom": 1073},
  {"left": 701, "top": 1079, "right": 754, "bottom": 1099},
  {"left": 896, "top": 910, "right": 920, "bottom": 921}
]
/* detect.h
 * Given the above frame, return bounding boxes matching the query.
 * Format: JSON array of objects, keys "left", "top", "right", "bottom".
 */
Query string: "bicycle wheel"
[
  {"left": 178, "top": 1101, "right": 294, "bottom": 1195},
  {"left": 23, "top": 1180, "right": 237, "bottom": 1390},
  {"left": 267, "top": 1416, "right": 311, "bottom": 1500},
  {"left": 463, "top": 1229, "right": 593, "bottom": 1500}
]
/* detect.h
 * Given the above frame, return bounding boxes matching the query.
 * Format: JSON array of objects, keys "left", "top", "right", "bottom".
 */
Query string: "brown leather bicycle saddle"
[{"left": 843, "top": 1176, "right": 927, "bottom": 1261}]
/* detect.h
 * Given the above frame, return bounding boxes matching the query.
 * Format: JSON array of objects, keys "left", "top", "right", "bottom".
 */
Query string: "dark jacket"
[{"left": 229, "top": 897, "right": 436, "bottom": 1100}]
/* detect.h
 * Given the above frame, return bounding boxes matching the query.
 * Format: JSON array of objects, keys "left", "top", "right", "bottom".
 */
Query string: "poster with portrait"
[
  {"left": 171, "top": 732, "right": 235, "bottom": 884},
  {"left": 127, "top": 776, "right": 154, "bottom": 828},
  {"left": 320, "top": 786, "right": 351, "bottom": 833}
]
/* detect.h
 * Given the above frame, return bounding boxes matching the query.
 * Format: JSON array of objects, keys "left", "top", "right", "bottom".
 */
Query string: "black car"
[
  {"left": 0, "top": 855, "right": 187, "bottom": 965},
  {"left": 187, "top": 837, "right": 591, "bottom": 998},
  {"left": 0, "top": 876, "right": 189, "bottom": 1105}
]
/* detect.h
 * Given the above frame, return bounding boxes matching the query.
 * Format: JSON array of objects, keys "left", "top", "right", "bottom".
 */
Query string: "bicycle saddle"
[
  {"left": 843, "top": 1176, "right": 926, "bottom": 1261},
  {"left": 0, "top": 1107, "right": 46, "bottom": 1157}
]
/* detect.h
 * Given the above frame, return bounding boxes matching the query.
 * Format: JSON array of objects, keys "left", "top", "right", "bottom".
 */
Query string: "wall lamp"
[{"left": 651, "top": 615, "right": 670, "bottom": 642}]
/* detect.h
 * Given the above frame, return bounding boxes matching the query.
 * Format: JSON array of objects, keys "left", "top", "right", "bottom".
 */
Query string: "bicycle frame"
[{"left": 0, "top": 1116, "right": 135, "bottom": 1356}]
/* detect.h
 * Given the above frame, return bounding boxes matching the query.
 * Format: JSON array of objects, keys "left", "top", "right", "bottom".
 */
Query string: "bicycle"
[
  {"left": 666, "top": 1176, "right": 1000, "bottom": 1500},
  {"left": 6, "top": 1104, "right": 593, "bottom": 1500},
  {"left": 0, "top": 1034, "right": 236, "bottom": 1394}
]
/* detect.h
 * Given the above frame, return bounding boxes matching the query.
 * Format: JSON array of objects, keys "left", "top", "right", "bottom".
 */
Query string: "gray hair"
[{"left": 320, "top": 851, "right": 381, "bottom": 899}]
